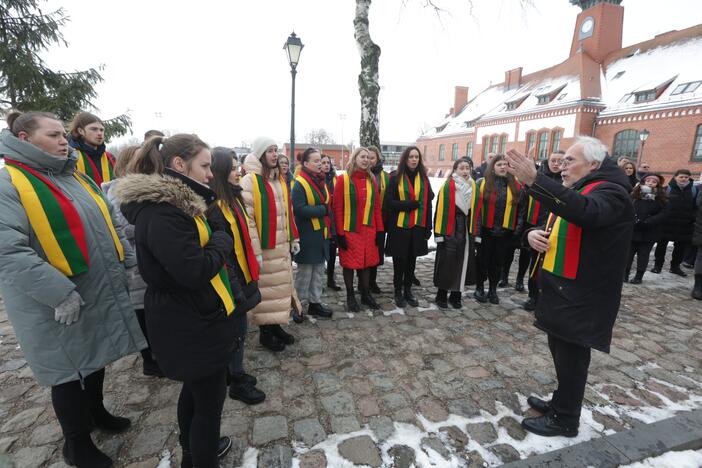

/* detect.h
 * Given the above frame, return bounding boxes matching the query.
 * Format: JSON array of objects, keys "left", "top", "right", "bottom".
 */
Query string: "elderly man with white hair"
[{"left": 505, "top": 136, "right": 634, "bottom": 437}]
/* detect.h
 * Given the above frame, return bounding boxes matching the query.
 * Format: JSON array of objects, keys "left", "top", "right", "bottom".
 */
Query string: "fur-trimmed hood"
[{"left": 113, "top": 173, "right": 210, "bottom": 223}]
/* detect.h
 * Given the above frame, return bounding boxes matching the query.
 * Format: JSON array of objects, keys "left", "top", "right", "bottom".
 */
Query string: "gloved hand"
[
  {"left": 209, "top": 230, "right": 233, "bottom": 256},
  {"left": 337, "top": 235, "right": 348, "bottom": 250},
  {"left": 435, "top": 236, "right": 445, "bottom": 243},
  {"left": 404, "top": 200, "right": 420, "bottom": 211},
  {"left": 291, "top": 240, "right": 301, "bottom": 255},
  {"left": 54, "top": 290, "right": 84, "bottom": 325},
  {"left": 375, "top": 232, "right": 384, "bottom": 247},
  {"left": 256, "top": 255, "right": 263, "bottom": 269}
]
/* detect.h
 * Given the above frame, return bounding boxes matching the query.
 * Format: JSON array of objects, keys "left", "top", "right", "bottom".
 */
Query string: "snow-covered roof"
[{"left": 600, "top": 32, "right": 702, "bottom": 116}]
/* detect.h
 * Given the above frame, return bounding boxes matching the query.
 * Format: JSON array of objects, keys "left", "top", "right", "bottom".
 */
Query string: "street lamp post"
[
  {"left": 284, "top": 32, "right": 304, "bottom": 168},
  {"left": 638, "top": 128, "right": 650, "bottom": 166}
]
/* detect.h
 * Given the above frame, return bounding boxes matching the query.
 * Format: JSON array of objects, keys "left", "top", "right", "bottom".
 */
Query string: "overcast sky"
[{"left": 42, "top": 0, "right": 702, "bottom": 148}]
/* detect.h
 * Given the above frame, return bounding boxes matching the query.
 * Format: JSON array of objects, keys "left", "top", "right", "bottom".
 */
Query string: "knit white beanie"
[{"left": 251, "top": 137, "right": 277, "bottom": 161}]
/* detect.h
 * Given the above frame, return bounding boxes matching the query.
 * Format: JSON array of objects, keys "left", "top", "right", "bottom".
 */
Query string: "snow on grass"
[
  {"left": 619, "top": 449, "right": 702, "bottom": 468},
  {"left": 156, "top": 449, "right": 171, "bottom": 468}
]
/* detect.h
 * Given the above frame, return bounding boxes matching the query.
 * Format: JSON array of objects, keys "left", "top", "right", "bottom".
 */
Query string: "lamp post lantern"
[
  {"left": 638, "top": 128, "right": 650, "bottom": 165},
  {"left": 284, "top": 31, "right": 304, "bottom": 167}
]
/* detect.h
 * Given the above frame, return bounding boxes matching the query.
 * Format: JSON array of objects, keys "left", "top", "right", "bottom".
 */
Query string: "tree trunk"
[{"left": 354, "top": 0, "right": 381, "bottom": 149}]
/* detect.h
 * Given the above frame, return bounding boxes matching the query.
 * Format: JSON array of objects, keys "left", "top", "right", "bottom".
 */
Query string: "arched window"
[
  {"left": 551, "top": 129, "right": 562, "bottom": 153},
  {"left": 526, "top": 132, "right": 536, "bottom": 154},
  {"left": 613, "top": 129, "right": 640, "bottom": 161},
  {"left": 537, "top": 131, "right": 549, "bottom": 160},
  {"left": 692, "top": 124, "right": 702, "bottom": 161}
]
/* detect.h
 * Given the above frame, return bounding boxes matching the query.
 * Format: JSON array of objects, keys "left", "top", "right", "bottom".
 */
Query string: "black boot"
[
  {"left": 259, "top": 325, "right": 285, "bottom": 352},
  {"left": 692, "top": 274, "right": 702, "bottom": 300},
  {"left": 63, "top": 434, "right": 113, "bottom": 468},
  {"left": 411, "top": 275, "right": 421, "bottom": 286},
  {"left": 404, "top": 286, "right": 419, "bottom": 307},
  {"left": 448, "top": 291, "right": 462, "bottom": 309},
  {"left": 487, "top": 283, "right": 499, "bottom": 305},
  {"left": 394, "top": 288, "right": 407, "bottom": 308},
  {"left": 515, "top": 276, "right": 525, "bottom": 292},
  {"left": 630, "top": 270, "right": 644, "bottom": 284},
  {"left": 360, "top": 291, "right": 380, "bottom": 310},
  {"left": 369, "top": 282, "right": 382, "bottom": 294},
  {"left": 670, "top": 265, "right": 688, "bottom": 277},
  {"left": 270, "top": 324, "right": 295, "bottom": 345},
  {"left": 85, "top": 371, "right": 131, "bottom": 434},
  {"left": 229, "top": 380, "right": 266, "bottom": 405},
  {"left": 527, "top": 396, "right": 552, "bottom": 414},
  {"left": 327, "top": 278, "right": 342, "bottom": 291},
  {"left": 435, "top": 289, "right": 448, "bottom": 309},
  {"left": 308, "top": 303, "right": 333, "bottom": 318},
  {"left": 522, "top": 413, "right": 578, "bottom": 438},
  {"left": 142, "top": 356, "right": 164, "bottom": 378},
  {"left": 369, "top": 268, "right": 382, "bottom": 294},
  {"left": 523, "top": 297, "right": 537, "bottom": 311},
  {"left": 346, "top": 291, "right": 361, "bottom": 312},
  {"left": 473, "top": 284, "right": 487, "bottom": 303},
  {"left": 498, "top": 271, "right": 509, "bottom": 287},
  {"left": 181, "top": 437, "right": 232, "bottom": 468},
  {"left": 650, "top": 262, "right": 662, "bottom": 274}
]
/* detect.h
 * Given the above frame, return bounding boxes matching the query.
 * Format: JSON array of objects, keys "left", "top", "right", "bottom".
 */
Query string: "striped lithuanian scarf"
[
  {"left": 295, "top": 171, "right": 331, "bottom": 239},
  {"left": 5, "top": 158, "right": 124, "bottom": 277},
  {"left": 75, "top": 150, "right": 115, "bottom": 186},
  {"left": 434, "top": 177, "right": 476, "bottom": 236},
  {"left": 541, "top": 181, "right": 605, "bottom": 279},
  {"left": 397, "top": 172, "right": 429, "bottom": 228},
  {"left": 216, "top": 200, "right": 260, "bottom": 284},
  {"left": 526, "top": 196, "right": 541, "bottom": 226},
  {"left": 377, "top": 170, "right": 389, "bottom": 208},
  {"left": 469, "top": 178, "right": 521, "bottom": 233},
  {"left": 337, "top": 172, "right": 376, "bottom": 233},
  {"left": 193, "top": 215, "right": 236, "bottom": 315},
  {"left": 251, "top": 174, "right": 298, "bottom": 249}
]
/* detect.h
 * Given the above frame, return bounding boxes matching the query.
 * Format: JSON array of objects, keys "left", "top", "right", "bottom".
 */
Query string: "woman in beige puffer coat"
[{"left": 240, "top": 137, "right": 301, "bottom": 352}]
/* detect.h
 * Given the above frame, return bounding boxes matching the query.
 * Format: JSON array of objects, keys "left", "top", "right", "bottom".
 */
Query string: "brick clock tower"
[{"left": 569, "top": 0, "right": 624, "bottom": 63}]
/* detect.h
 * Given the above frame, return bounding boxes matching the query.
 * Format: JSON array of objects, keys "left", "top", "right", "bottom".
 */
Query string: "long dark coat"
[
  {"left": 433, "top": 211, "right": 476, "bottom": 290},
  {"left": 384, "top": 170, "right": 434, "bottom": 257},
  {"left": 291, "top": 171, "right": 330, "bottom": 265},
  {"left": 632, "top": 197, "right": 667, "bottom": 243},
  {"left": 117, "top": 170, "right": 237, "bottom": 382},
  {"left": 693, "top": 188, "right": 702, "bottom": 247},
  {"left": 660, "top": 179, "right": 696, "bottom": 242},
  {"left": 528, "top": 157, "right": 634, "bottom": 353}
]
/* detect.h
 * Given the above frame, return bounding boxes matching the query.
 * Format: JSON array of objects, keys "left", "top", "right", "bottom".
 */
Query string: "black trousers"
[
  {"left": 327, "top": 242, "right": 338, "bottom": 283},
  {"left": 135, "top": 308, "right": 154, "bottom": 362},
  {"left": 654, "top": 239, "right": 688, "bottom": 269},
  {"left": 177, "top": 368, "right": 227, "bottom": 468},
  {"left": 476, "top": 231, "right": 512, "bottom": 287},
  {"left": 503, "top": 245, "right": 531, "bottom": 281},
  {"left": 51, "top": 368, "right": 107, "bottom": 438},
  {"left": 548, "top": 334, "right": 591, "bottom": 425},
  {"left": 627, "top": 241, "right": 654, "bottom": 274},
  {"left": 392, "top": 256, "right": 417, "bottom": 290}
]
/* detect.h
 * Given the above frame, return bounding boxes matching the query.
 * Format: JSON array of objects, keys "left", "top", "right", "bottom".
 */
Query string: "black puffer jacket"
[
  {"left": 632, "top": 197, "right": 667, "bottom": 243},
  {"left": 660, "top": 179, "right": 696, "bottom": 242},
  {"left": 116, "top": 169, "right": 236, "bottom": 381},
  {"left": 527, "top": 157, "right": 634, "bottom": 353}
]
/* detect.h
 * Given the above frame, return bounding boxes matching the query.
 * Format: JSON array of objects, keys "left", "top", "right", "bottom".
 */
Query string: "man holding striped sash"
[{"left": 506, "top": 137, "right": 634, "bottom": 438}]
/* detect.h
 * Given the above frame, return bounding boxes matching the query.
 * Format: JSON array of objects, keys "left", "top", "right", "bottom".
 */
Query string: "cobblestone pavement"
[{"left": 1, "top": 253, "right": 701, "bottom": 467}]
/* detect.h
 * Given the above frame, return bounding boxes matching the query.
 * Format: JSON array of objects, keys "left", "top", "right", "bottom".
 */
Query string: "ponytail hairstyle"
[
  {"left": 132, "top": 134, "right": 208, "bottom": 176},
  {"left": 6, "top": 110, "right": 60, "bottom": 137},
  {"left": 447, "top": 157, "right": 473, "bottom": 179},
  {"left": 68, "top": 111, "right": 102, "bottom": 140},
  {"left": 484, "top": 154, "right": 518, "bottom": 206},
  {"left": 113, "top": 145, "right": 140, "bottom": 177},
  {"left": 209, "top": 147, "right": 239, "bottom": 207},
  {"left": 300, "top": 147, "right": 321, "bottom": 165}
]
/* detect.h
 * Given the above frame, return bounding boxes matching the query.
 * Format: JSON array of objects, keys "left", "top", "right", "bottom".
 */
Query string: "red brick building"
[
  {"left": 282, "top": 143, "right": 350, "bottom": 169},
  {"left": 418, "top": 0, "right": 702, "bottom": 179}
]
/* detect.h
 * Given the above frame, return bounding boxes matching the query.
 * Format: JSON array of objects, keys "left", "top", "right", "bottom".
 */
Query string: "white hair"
[{"left": 573, "top": 136, "right": 608, "bottom": 163}]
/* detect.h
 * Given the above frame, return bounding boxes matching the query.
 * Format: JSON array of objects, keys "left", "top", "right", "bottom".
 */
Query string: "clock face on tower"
[{"left": 579, "top": 16, "right": 595, "bottom": 39}]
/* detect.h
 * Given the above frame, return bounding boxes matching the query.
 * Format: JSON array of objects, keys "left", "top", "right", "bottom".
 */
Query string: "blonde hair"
[
  {"left": 113, "top": 145, "right": 140, "bottom": 177},
  {"left": 346, "top": 146, "right": 371, "bottom": 174}
]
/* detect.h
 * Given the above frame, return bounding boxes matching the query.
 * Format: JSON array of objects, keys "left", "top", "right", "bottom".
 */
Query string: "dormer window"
[
  {"left": 671, "top": 81, "right": 702, "bottom": 95},
  {"left": 535, "top": 85, "right": 567, "bottom": 106},
  {"left": 436, "top": 123, "right": 448, "bottom": 133},
  {"left": 613, "top": 71, "right": 626, "bottom": 80},
  {"left": 633, "top": 76, "right": 676, "bottom": 104},
  {"left": 505, "top": 94, "right": 529, "bottom": 111},
  {"left": 464, "top": 118, "right": 479, "bottom": 128},
  {"left": 537, "top": 95, "right": 550, "bottom": 105}
]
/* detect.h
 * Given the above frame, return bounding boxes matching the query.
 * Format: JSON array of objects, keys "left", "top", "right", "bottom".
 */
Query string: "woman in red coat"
[{"left": 333, "top": 147, "right": 384, "bottom": 312}]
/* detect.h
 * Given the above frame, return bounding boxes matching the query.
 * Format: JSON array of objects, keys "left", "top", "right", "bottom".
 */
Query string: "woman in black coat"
[
  {"left": 626, "top": 173, "right": 667, "bottom": 284},
  {"left": 652, "top": 169, "right": 698, "bottom": 275},
  {"left": 117, "top": 134, "right": 234, "bottom": 468},
  {"left": 207, "top": 147, "right": 265, "bottom": 406},
  {"left": 384, "top": 146, "right": 434, "bottom": 307},
  {"left": 322, "top": 155, "right": 341, "bottom": 290},
  {"left": 691, "top": 187, "right": 702, "bottom": 299}
]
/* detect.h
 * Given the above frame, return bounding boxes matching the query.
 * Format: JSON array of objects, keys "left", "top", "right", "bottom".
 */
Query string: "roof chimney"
[
  {"left": 505, "top": 67, "right": 523, "bottom": 90},
  {"left": 453, "top": 86, "right": 469, "bottom": 116}
]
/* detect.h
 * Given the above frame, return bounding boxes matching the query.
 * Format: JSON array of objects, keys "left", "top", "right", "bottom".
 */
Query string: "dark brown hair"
[
  {"left": 396, "top": 146, "right": 427, "bottom": 179},
  {"left": 144, "top": 129, "right": 164, "bottom": 140},
  {"left": 6, "top": 110, "right": 60, "bottom": 137},
  {"left": 68, "top": 112, "right": 102, "bottom": 140},
  {"left": 133, "top": 134, "right": 208, "bottom": 175},
  {"left": 113, "top": 145, "right": 140, "bottom": 177},
  {"left": 300, "top": 147, "right": 320, "bottom": 164},
  {"left": 484, "top": 154, "right": 519, "bottom": 205},
  {"left": 208, "top": 147, "right": 239, "bottom": 208},
  {"left": 632, "top": 174, "right": 666, "bottom": 204},
  {"left": 447, "top": 157, "right": 473, "bottom": 179}
]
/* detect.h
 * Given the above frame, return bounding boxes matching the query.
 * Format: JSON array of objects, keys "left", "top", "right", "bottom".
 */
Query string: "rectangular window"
[
  {"left": 451, "top": 143, "right": 459, "bottom": 161},
  {"left": 537, "top": 95, "right": 550, "bottom": 105},
  {"left": 466, "top": 142, "right": 474, "bottom": 159},
  {"left": 500, "top": 135, "right": 507, "bottom": 153},
  {"left": 490, "top": 135, "right": 499, "bottom": 153},
  {"left": 692, "top": 125, "right": 702, "bottom": 162},
  {"left": 551, "top": 130, "right": 562, "bottom": 153},
  {"left": 439, "top": 144, "right": 445, "bottom": 161},
  {"left": 634, "top": 90, "right": 657, "bottom": 103},
  {"left": 672, "top": 81, "right": 702, "bottom": 95},
  {"left": 537, "top": 132, "right": 549, "bottom": 160},
  {"left": 526, "top": 132, "right": 536, "bottom": 154},
  {"left": 482, "top": 136, "right": 489, "bottom": 161}
]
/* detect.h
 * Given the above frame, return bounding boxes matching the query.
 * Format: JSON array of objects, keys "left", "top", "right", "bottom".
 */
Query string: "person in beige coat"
[{"left": 240, "top": 137, "right": 301, "bottom": 352}]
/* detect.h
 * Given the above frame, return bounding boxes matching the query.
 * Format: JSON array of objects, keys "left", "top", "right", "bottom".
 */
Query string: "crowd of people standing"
[{"left": 1, "top": 109, "right": 701, "bottom": 467}]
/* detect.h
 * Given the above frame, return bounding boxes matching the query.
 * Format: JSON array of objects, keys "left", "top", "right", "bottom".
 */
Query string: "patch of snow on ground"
[
  {"left": 156, "top": 449, "right": 171, "bottom": 468},
  {"left": 383, "top": 307, "right": 406, "bottom": 316},
  {"left": 619, "top": 449, "right": 702, "bottom": 468},
  {"left": 295, "top": 429, "right": 378, "bottom": 468},
  {"left": 240, "top": 447, "right": 259, "bottom": 468}
]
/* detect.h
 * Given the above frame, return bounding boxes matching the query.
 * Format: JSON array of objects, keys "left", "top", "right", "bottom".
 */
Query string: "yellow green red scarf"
[
  {"left": 251, "top": 174, "right": 298, "bottom": 249},
  {"left": 541, "top": 181, "right": 604, "bottom": 279},
  {"left": 295, "top": 171, "right": 331, "bottom": 239},
  {"left": 377, "top": 170, "right": 389, "bottom": 208},
  {"left": 397, "top": 172, "right": 429, "bottom": 229},
  {"left": 469, "top": 178, "right": 521, "bottom": 233},
  {"left": 337, "top": 172, "right": 376, "bottom": 233},
  {"left": 5, "top": 158, "right": 124, "bottom": 277},
  {"left": 526, "top": 196, "right": 541, "bottom": 225},
  {"left": 216, "top": 200, "right": 260, "bottom": 284},
  {"left": 75, "top": 150, "right": 115, "bottom": 186},
  {"left": 193, "top": 215, "right": 236, "bottom": 315}
]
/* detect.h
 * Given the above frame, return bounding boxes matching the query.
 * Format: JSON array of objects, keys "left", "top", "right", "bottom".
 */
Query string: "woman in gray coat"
[{"left": 0, "top": 111, "right": 146, "bottom": 468}]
